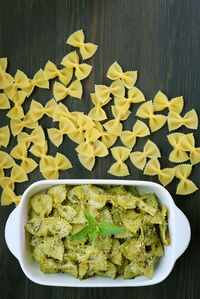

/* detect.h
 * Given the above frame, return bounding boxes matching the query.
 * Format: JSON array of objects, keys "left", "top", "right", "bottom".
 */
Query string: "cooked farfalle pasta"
[
  {"left": 4, "top": 70, "right": 29, "bottom": 100},
  {"left": 66, "top": 29, "right": 98, "bottom": 60},
  {"left": 144, "top": 158, "right": 175, "bottom": 186},
  {"left": 130, "top": 140, "right": 161, "bottom": 170},
  {"left": 178, "top": 133, "right": 200, "bottom": 165},
  {"left": 29, "top": 98, "right": 57, "bottom": 122},
  {"left": 44, "top": 60, "right": 73, "bottom": 85},
  {"left": 1, "top": 186, "right": 21, "bottom": 206},
  {"left": 10, "top": 111, "right": 38, "bottom": 136},
  {"left": 75, "top": 127, "right": 101, "bottom": 157},
  {"left": 136, "top": 101, "right": 167, "bottom": 132},
  {"left": 114, "top": 86, "right": 145, "bottom": 114},
  {"left": 168, "top": 109, "right": 198, "bottom": 131},
  {"left": 0, "top": 93, "right": 10, "bottom": 109},
  {"left": 167, "top": 133, "right": 189, "bottom": 163},
  {"left": 108, "top": 146, "right": 131, "bottom": 176},
  {"left": 0, "top": 164, "right": 28, "bottom": 190},
  {"left": 52, "top": 102, "right": 76, "bottom": 122},
  {"left": 103, "top": 106, "right": 131, "bottom": 137},
  {"left": 53, "top": 80, "right": 82, "bottom": 102},
  {"left": 22, "top": 69, "right": 49, "bottom": 97},
  {"left": 121, "top": 120, "right": 150, "bottom": 149},
  {"left": 153, "top": 91, "right": 184, "bottom": 114},
  {"left": 175, "top": 164, "right": 198, "bottom": 195},
  {"left": 94, "top": 121, "right": 117, "bottom": 148},
  {"left": 0, "top": 151, "right": 15, "bottom": 178},
  {"left": 107, "top": 61, "right": 137, "bottom": 89},
  {"left": 0, "top": 125, "right": 10, "bottom": 148},
  {"left": 0, "top": 58, "right": 14, "bottom": 89},
  {"left": 6, "top": 90, "right": 27, "bottom": 120},
  {"left": 88, "top": 93, "right": 109, "bottom": 121},
  {"left": 17, "top": 126, "right": 45, "bottom": 149},
  {"left": 95, "top": 79, "right": 125, "bottom": 104},
  {"left": 61, "top": 51, "right": 92, "bottom": 80}
]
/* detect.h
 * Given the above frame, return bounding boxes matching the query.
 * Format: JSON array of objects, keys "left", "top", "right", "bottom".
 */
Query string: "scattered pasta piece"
[
  {"left": 61, "top": 51, "right": 92, "bottom": 79},
  {"left": 130, "top": 140, "right": 161, "bottom": 170},
  {"left": 0, "top": 164, "right": 28, "bottom": 190},
  {"left": 52, "top": 102, "right": 76, "bottom": 123},
  {"left": 88, "top": 93, "right": 109, "bottom": 121},
  {"left": 22, "top": 69, "right": 49, "bottom": 97},
  {"left": 144, "top": 158, "right": 175, "bottom": 186},
  {"left": 44, "top": 60, "right": 73, "bottom": 85},
  {"left": 168, "top": 109, "right": 198, "bottom": 131},
  {"left": 178, "top": 133, "right": 200, "bottom": 165},
  {"left": 136, "top": 100, "right": 167, "bottom": 132},
  {"left": 4, "top": 70, "right": 29, "bottom": 100},
  {"left": 108, "top": 146, "right": 131, "bottom": 177},
  {"left": 66, "top": 29, "right": 98, "bottom": 60},
  {"left": 10, "top": 111, "right": 38, "bottom": 136},
  {"left": 1, "top": 186, "right": 21, "bottom": 206},
  {"left": 0, "top": 58, "right": 14, "bottom": 89},
  {"left": 114, "top": 86, "right": 145, "bottom": 114},
  {"left": 6, "top": 90, "right": 27, "bottom": 120},
  {"left": 0, "top": 151, "right": 15, "bottom": 177},
  {"left": 107, "top": 61, "right": 137, "bottom": 89},
  {"left": 167, "top": 133, "right": 189, "bottom": 163},
  {"left": 121, "top": 120, "right": 150, "bottom": 149},
  {"left": 0, "top": 93, "right": 10, "bottom": 109},
  {"left": 175, "top": 164, "right": 198, "bottom": 195},
  {"left": 53, "top": 80, "right": 82, "bottom": 102},
  {"left": 0, "top": 125, "right": 10, "bottom": 148},
  {"left": 29, "top": 98, "right": 57, "bottom": 122},
  {"left": 94, "top": 121, "right": 117, "bottom": 148},
  {"left": 153, "top": 91, "right": 183, "bottom": 114},
  {"left": 95, "top": 79, "right": 125, "bottom": 104},
  {"left": 75, "top": 127, "right": 101, "bottom": 157},
  {"left": 17, "top": 126, "right": 45, "bottom": 148}
]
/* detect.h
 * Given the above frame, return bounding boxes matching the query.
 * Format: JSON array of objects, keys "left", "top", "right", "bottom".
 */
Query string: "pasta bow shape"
[
  {"left": 78, "top": 140, "right": 108, "bottom": 171},
  {"left": 144, "top": 158, "right": 175, "bottom": 186},
  {"left": 0, "top": 164, "right": 28, "bottom": 190},
  {"left": 23, "top": 69, "right": 49, "bottom": 97},
  {"left": 0, "top": 93, "right": 10, "bottom": 110},
  {"left": 130, "top": 140, "right": 161, "bottom": 170},
  {"left": 136, "top": 100, "right": 167, "bottom": 132},
  {"left": 6, "top": 90, "right": 27, "bottom": 120},
  {"left": 114, "top": 86, "right": 145, "bottom": 114},
  {"left": 61, "top": 51, "right": 92, "bottom": 80},
  {"left": 168, "top": 109, "right": 198, "bottom": 131},
  {"left": 53, "top": 80, "right": 82, "bottom": 102},
  {"left": 10, "top": 112, "right": 38, "bottom": 136},
  {"left": 17, "top": 126, "right": 45, "bottom": 149},
  {"left": 44, "top": 60, "right": 73, "bottom": 85},
  {"left": 0, "top": 58, "right": 14, "bottom": 89},
  {"left": 0, "top": 125, "right": 10, "bottom": 148},
  {"left": 95, "top": 79, "right": 125, "bottom": 104},
  {"left": 0, "top": 151, "right": 15, "bottom": 178},
  {"left": 4, "top": 70, "right": 29, "bottom": 100},
  {"left": 1, "top": 186, "right": 21, "bottom": 206},
  {"left": 88, "top": 93, "right": 109, "bottom": 121},
  {"left": 66, "top": 29, "right": 98, "bottom": 60},
  {"left": 175, "top": 164, "right": 198, "bottom": 195},
  {"left": 10, "top": 143, "right": 38, "bottom": 173},
  {"left": 107, "top": 61, "right": 137, "bottom": 89},
  {"left": 29, "top": 141, "right": 50, "bottom": 164},
  {"left": 167, "top": 133, "right": 189, "bottom": 163},
  {"left": 75, "top": 127, "right": 102, "bottom": 157},
  {"left": 108, "top": 146, "right": 131, "bottom": 177},
  {"left": 153, "top": 91, "right": 184, "bottom": 114},
  {"left": 103, "top": 106, "right": 131, "bottom": 137},
  {"left": 178, "top": 133, "right": 200, "bottom": 165},
  {"left": 94, "top": 121, "right": 117, "bottom": 148},
  {"left": 52, "top": 102, "right": 76, "bottom": 122},
  {"left": 29, "top": 98, "right": 57, "bottom": 122},
  {"left": 121, "top": 120, "right": 150, "bottom": 149}
]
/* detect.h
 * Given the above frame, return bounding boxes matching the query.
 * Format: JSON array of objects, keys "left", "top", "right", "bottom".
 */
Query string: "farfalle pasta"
[
  {"left": 0, "top": 58, "right": 14, "bottom": 89},
  {"left": 10, "top": 112, "right": 38, "bottom": 136},
  {"left": 167, "top": 133, "right": 189, "bottom": 163},
  {"left": 95, "top": 79, "right": 125, "bottom": 104},
  {"left": 52, "top": 102, "right": 76, "bottom": 123},
  {"left": 17, "top": 126, "right": 45, "bottom": 149},
  {"left": 178, "top": 133, "right": 200, "bottom": 165},
  {"left": 168, "top": 109, "right": 198, "bottom": 131},
  {"left": 0, "top": 164, "right": 28, "bottom": 191},
  {"left": 88, "top": 93, "right": 109, "bottom": 121},
  {"left": 29, "top": 99, "right": 57, "bottom": 122},
  {"left": 130, "top": 140, "right": 161, "bottom": 170},
  {"left": 0, "top": 125, "right": 10, "bottom": 148},
  {"left": 94, "top": 121, "right": 117, "bottom": 148},
  {"left": 4, "top": 70, "right": 29, "bottom": 100},
  {"left": 0, "top": 93, "right": 10, "bottom": 109},
  {"left": 53, "top": 80, "right": 82, "bottom": 102},
  {"left": 121, "top": 120, "right": 150, "bottom": 149},
  {"left": 44, "top": 60, "right": 73, "bottom": 85},
  {"left": 23, "top": 69, "right": 49, "bottom": 97},
  {"left": 175, "top": 164, "right": 198, "bottom": 195},
  {"left": 6, "top": 90, "right": 27, "bottom": 120},
  {"left": 1, "top": 186, "right": 21, "bottom": 206},
  {"left": 0, "top": 151, "right": 15, "bottom": 178},
  {"left": 136, "top": 101, "right": 167, "bottom": 132},
  {"left": 153, "top": 91, "right": 184, "bottom": 114},
  {"left": 75, "top": 127, "right": 101, "bottom": 157},
  {"left": 108, "top": 146, "right": 131, "bottom": 177},
  {"left": 66, "top": 29, "right": 98, "bottom": 60}
]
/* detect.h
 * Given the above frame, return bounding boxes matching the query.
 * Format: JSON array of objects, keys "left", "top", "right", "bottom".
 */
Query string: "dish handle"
[{"left": 174, "top": 206, "right": 191, "bottom": 261}]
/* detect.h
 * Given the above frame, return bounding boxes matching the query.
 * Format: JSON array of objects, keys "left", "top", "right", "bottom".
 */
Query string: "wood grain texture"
[{"left": 0, "top": 0, "right": 200, "bottom": 298}]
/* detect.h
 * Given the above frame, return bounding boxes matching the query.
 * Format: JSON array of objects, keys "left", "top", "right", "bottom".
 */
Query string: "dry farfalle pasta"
[
  {"left": 94, "top": 121, "right": 117, "bottom": 149},
  {"left": 167, "top": 133, "right": 189, "bottom": 163},
  {"left": 168, "top": 109, "right": 198, "bottom": 131},
  {"left": 108, "top": 146, "right": 131, "bottom": 176},
  {"left": 88, "top": 93, "right": 109, "bottom": 121},
  {"left": 0, "top": 164, "right": 28, "bottom": 191},
  {"left": 29, "top": 99, "right": 57, "bottom": 122},
  {"left": 53, "top": 80, "right": 82, "bottom": 102},
  {"left": 44, "top": 60, "right": 73, "bottom": 85},
  {"left": 4, "top": 70, "right": 29, "bottom": 100},
  {"left": 175, "top": 164, "right": 198, "bottom": 195},
  {"left": 0, "top": 151, "right": 15, "bottom": 178},
  {"left": 6, "top": 90, "right": 27, "bottom": 120},
  {"left": 0, "top": 93, "right": 10, "bottom": 109},
  {"left": 1, "top": 186, "right": 21, "bottom": 206},
  {"left": 0, "top": 58, "right": 14, "bottom": 89},
  {"left": 153, "top": 91, "right": 184, "bottom": 114},
  {"left": 178, "top": 133, "right": 200, "bottom": 165},
  {"left": 17, "top": 126, "right": 45, "bottom": 149},
  {"left": 22, "top": 69, "right": 49, "bottom": 97},
  {"left": 75, "top": 127, "right": 101, "bottom": 157},
  {"left": 10, "top": 111, "right": 38, "bottom": 136},
  {"left": 0, "top": 125, "right": 10, "bottom": 148},
  {"left": 52, "top": 102, "right": 76, "bottom": 122},
  {"left": 95, "top": 79, "right": 125, "bottom": 104}
]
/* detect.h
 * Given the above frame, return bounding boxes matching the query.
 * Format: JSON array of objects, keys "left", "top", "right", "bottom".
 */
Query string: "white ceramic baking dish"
[{"left": 5, "top": 179, "right": 191, "bottom": 287}]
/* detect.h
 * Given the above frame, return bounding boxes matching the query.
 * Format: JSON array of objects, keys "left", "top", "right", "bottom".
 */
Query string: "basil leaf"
[
  {"left": 98, "top": 222, "right": 124, "bottom": 236},
  {"left": 70, "top": 226, "right": 90, "bottom": 240},
  {"left": 84, "top": 213, "right": 97, "bottom": 226},
  {"left": 88, "top": 228, "right": 98, "bottom": 245}
]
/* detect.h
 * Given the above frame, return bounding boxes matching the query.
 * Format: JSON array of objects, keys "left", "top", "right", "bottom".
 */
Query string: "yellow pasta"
[
  {"left": 0, "top": 93, "right": 10, "bottom": 109},
  {"left": 108, "top": 146, "right": 131, "bottom": 177},
  {"left": 29, "top": 98, "right": 57, "bottom": 122},
  {"left": 94, "top": 121, "right": 117, "bottom": 148},
  {"left": 6, "top": 90, "right": 27, "bottom": 120},
  {"left": 52, "top": 102, "right": 76, "bottom": 123},
  {"left": 4, "top": 70, "right": 29, "bottom": 100},
  {"left": 136, "top": 101, "right": 167, "bottom": 132},
  {"left": 75, "top": 127, "right": 101, "bottom": 157},
  {"left": 167, "top": 133, "right": 189, "bottom": 163},
  {"left": 61, "top": 51, "right": 92, "bottom": 80},
  {"left": 10, "top": 111, "right": 38, "bottom": 136},
  {"left": 53, "top": 80, "right": 82, "bottom": 102},
  {"left": 44, "top": 60, "right": 73, "bottom": 85},
  {"left": 153, "top": 91, "right": 183, "bottom": 114},
  {"left": 22, "top": 69, "right": 49, "bottom": 97},
  {"left": 95, "top": 79, "right": 125, "bottom": 104},
  {"left": 1, "top": 186, "right": 21, "bottom": 206},
  {"left": 130, "top": 140, "right": 161, "bottom": 170},
  {"left": 144, "top": 158, "right": 175, "bottom": 186},
  {"left": 0, "top": 125, "right": 10, "bottom": 148},
  {"left": 0, "top": 164, "right": 28, "bottom": 190},
  {"left": 17, "top": 126, "right": 45, "bottom": 149},
  {"left": 107, "top": 61, "right": 137, "bottom": 89},
  {"left": 88, "top": 93, "right": 109, "bottom": 121},
  {"left": 121, "top": 120, "right": 150, "bottom": 149},
  {"left": 0, "top": 58, "right": 14, "bottom": 89},
  {"left": 175, "top": 164, "right": 198, "bottom": 195},
  {"left": 168, "top": 109, "right": 198, "bottom": 131},
  {"left": 178, "top": 133, "right": 200, "bottom": 165},
  {"left": 0, "top": 151, "right": 15, "bottom": 178},
  {"left": 66, "top": 29, "right": 98, "bottom": 60},
  {"left": 114, "top": 86, "right": 145, "bottom": 114}
]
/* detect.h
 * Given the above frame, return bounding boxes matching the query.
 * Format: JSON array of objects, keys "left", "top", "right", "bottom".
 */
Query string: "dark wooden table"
[{"left": 0, "top": 0, "right": 200, "bottom": 298}]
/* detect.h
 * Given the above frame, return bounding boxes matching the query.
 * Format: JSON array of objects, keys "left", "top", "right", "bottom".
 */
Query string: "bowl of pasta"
[{"left": 5, "top": 179, "right": 190, "bottom": 287}]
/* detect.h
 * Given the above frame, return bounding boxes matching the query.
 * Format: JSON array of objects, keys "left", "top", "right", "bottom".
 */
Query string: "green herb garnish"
[{"left": 70, "top": 213, "right": 124, "bottom": 244}]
